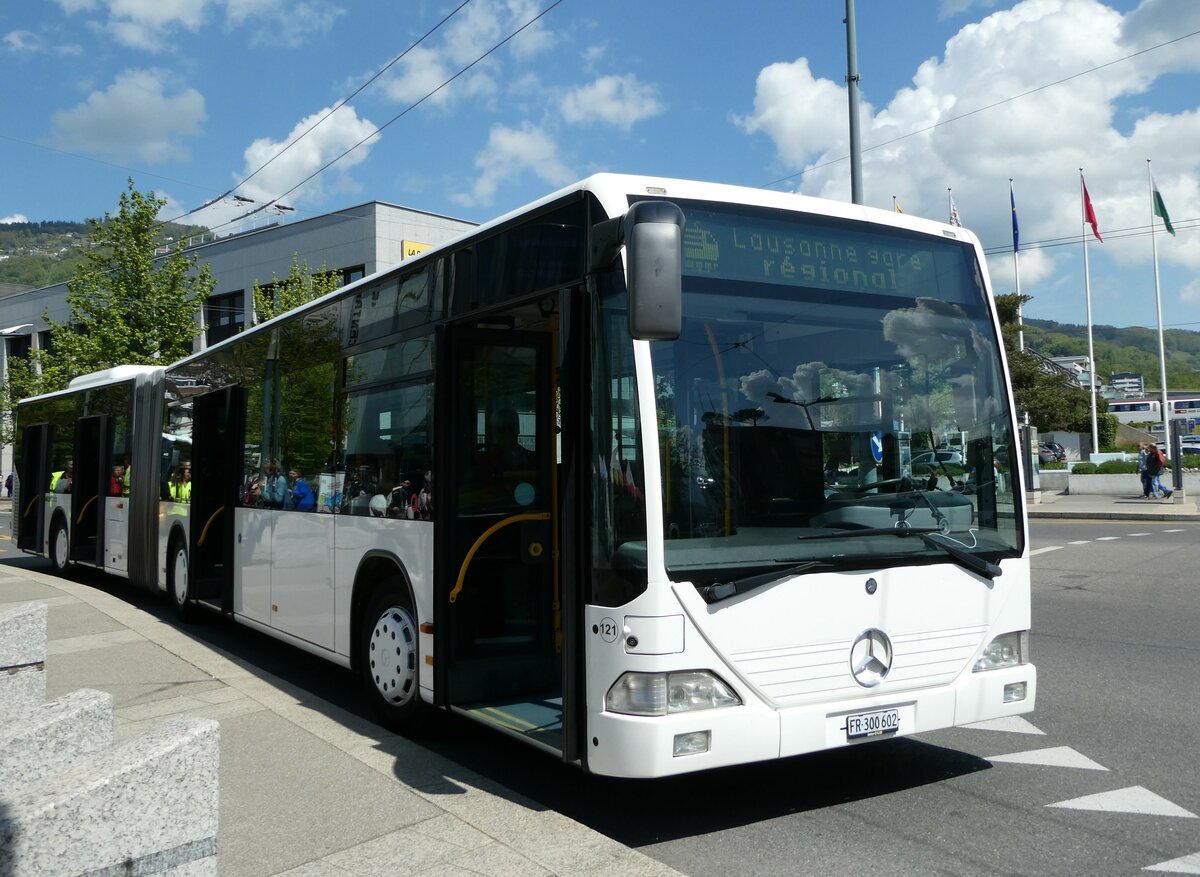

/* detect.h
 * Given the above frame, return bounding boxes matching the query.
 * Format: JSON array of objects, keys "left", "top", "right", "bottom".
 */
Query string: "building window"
[{"left": 207, "top": 291, "right": 245, "bottom": 345}]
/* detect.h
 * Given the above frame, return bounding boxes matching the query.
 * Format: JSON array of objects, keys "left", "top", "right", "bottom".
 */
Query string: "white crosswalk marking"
[
  {"left": 962, "top": 716, "right": 1045, "bottom": 734},
  {"left": 986, "top": 746, "right": 1107, "bottom": 770},
  {"left": 1048, "top": 786, "right": 1197, "bottom": 818},
  {"left": 1144, "top": 851, "right": 1200, "bottom": 873}
]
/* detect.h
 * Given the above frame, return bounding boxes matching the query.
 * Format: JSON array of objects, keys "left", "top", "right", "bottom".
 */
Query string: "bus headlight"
[
  {"left": 973, "top": 631, "right": 1028, "bottom": 672},
  {"left": 606, "top": 670, "right": 742, "bottom": 716}
]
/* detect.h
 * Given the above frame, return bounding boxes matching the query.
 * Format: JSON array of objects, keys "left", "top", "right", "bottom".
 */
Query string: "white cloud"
[
  {"left": 737, "top": 0, "right": 1200, "bottom": 300},
  {"left": 222, "top": 0, "right": 343, "bottom": 49},
  {"left": 104, "top": 0, "right": 211, "bottom": 51},
  {"left": 234, "top": 104, "right": 380, "bottom": 208},
  {"left": 380, "top": 0, "right": 554, "bottom": 109},
  {"left": 2, "top": 214, "right": 30, "bottom": 224},
  {"left": 455, "top": 122, "right": 572, "bottom": 207},
  {"left": 50, "top": 69, "right": 205, "bottom": 163},
  {"left": 734, "top": 57, "right": 854, "bottom": 168},
  {"left": 1181, "top": 276, "right": 1200, "bottom": 308},
  {"left": 3, "top": 30, "right": 42, "bottom": 52},
  {"left": 53, "top": 0, "right": 340, "bottom": 52},
  {"left": 560, "top": 75, "right": 665, "bottom": 130}
]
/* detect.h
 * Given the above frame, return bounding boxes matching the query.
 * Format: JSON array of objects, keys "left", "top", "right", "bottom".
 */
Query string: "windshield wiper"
[
  {"left": 920, "top": 532, "right": 1002, "bottom": 580},
  {"left": 700, "top": 560, "right": 834, "bottom": 604},
  {"left": 795, "top": 526, "right": 1002, "bottom": 580},
  {"left": 796, "top": 526, "right": 941, "bottom": 541}
]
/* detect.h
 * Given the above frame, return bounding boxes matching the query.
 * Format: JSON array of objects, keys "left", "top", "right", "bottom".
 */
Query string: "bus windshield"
[{"left": 649, "top": 201, "right": 1021, "bottom": 585}]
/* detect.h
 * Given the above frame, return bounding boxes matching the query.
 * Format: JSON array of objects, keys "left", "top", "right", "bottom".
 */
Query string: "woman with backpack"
[{"left": 1145, "top": 444, "right": 1172, "bottom": 499}]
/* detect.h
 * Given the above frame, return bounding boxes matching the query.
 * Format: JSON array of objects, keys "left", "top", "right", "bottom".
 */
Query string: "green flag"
[{"left": 1152, "top": 175, "right": 1176, "bottom": 236}]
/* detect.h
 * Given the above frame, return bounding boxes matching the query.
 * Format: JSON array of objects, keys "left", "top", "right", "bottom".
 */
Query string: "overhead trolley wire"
[
  {"left": 205, "top": 0, "right": 566, "bottom": 236},
  {"left": 161, "top": 0, "right": 476, "bottom": 226}
]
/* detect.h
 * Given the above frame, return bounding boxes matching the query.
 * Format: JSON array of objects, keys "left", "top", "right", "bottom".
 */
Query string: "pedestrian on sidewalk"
[
  {"left": 1145, "top": 443, "right": 1172, "bottom": 499},
  {"left": 1137, "top": 444, "right": 1153, "bottom": 498}
]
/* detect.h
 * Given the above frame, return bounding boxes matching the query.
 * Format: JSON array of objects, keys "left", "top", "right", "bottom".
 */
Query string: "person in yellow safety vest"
[
  {"left": 50, "top": 459, "right": 74, "bottom": 493},
  {"left": 121, "top": 456, "right": 131, "bottom": 497},
  {"left": 168, "top": 462, "right": 192, "bottom": 503}
]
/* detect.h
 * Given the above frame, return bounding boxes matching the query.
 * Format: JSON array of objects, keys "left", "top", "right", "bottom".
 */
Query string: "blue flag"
[{"left": 1010, "top": 181, "right": 1020, "bottom": 253}]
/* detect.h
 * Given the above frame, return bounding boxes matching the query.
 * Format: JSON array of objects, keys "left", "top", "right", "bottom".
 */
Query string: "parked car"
[
  {"left": 1038, "top": 442, "right": 1065, "bottom": 463},
  {"left": 911, "top": 450, "right": 963, "bottom": 466}
]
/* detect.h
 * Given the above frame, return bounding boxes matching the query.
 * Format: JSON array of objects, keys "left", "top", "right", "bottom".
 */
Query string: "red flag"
[{"left": 1082, "top": 177, "right": 1103, "bottom": 242}]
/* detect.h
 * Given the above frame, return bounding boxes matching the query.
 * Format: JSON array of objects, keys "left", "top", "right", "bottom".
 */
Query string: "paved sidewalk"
[
  {"left": 1026, "top": 489, "right": 1200, "bottom": 521},
  {"left": 0, "top": 552, "right": 680, "bottom": 877}
]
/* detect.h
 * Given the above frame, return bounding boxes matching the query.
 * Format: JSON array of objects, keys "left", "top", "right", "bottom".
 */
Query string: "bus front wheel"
[
  {"left": 359, "top": 579, "right": 422, "bottom": 732},
  {"left": 49, "top": 517, "right": 70, "bottom": 574}
]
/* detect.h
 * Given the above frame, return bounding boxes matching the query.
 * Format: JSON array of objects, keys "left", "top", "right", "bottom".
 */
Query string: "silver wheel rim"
[
  {"left": 53, "top": 525, "right": 68, "bottom": 569},
  {"left": 172, "top": 546, "right": 188, "bottom": 607},
  {"left": 368, "top": 604, "right": 418, "bottom": 707}
]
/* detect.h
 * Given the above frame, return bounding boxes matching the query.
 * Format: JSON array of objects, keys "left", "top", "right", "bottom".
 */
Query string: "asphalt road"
[{"left": 3, "top": 515, "right": 1198, "bottom": 876}]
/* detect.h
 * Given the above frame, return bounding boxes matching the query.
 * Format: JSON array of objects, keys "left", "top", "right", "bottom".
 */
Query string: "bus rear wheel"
[
  {"left": 359, "top": 580, "right": 422, "bottom": 733},
  {"left": 49, "top": 517, "right": 70, "bottom": 574},
  {"left": 168, "top": 537, "right": 197, "bottom": 623}
]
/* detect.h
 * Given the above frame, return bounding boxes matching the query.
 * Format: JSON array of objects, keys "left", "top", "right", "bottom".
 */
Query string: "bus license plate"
[{"left": 846, "top": 708, "right": 900, "bottom": 740}]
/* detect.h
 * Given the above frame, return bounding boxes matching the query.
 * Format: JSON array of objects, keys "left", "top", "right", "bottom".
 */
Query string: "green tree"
[
  {"left": 996, "top": 293, "right": 1086, "bottom": 429},
  {"left": 2, "top": 180, "right": 212, "bottom": 441},
  {"left": 252, "top": 255, "right": 341, "bottom": 324}
]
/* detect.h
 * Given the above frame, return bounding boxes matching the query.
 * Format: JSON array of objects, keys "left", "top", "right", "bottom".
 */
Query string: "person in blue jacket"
[{"left": 287, "top": 467, "right": 315, "bottom": 511}]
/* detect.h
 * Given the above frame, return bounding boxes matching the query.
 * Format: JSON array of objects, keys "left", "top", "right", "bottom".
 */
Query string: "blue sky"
[{"left": 3, "top": 0, "right": 1200, "bottom": 333}]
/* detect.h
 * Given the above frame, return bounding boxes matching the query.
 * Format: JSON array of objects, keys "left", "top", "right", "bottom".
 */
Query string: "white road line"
[
  {"left": 1030, "top": 546, "right": 1063, "bottom": 556},
  {"left": 1144, "top": 850, "right": 1200, "bottom": 873},
  {"left": 1128, "top": 532, "right": 1152, "bottom": 537},
  {"left": 1095, "top": 536, "right": 1122, "bottom": 541},
  {"left": 962, "top": 716, "right": 1045, "bottom": 735},
  {"left": 986, "top": 746, "right": 1107, "bottom": 771},
  {"left": 1048, "top": 786, "right": 1197, "bottom": 818},
  {"left": 1163, "top": 529, "right": 1187, "bottom": 533},
  {"left": 1068, "top": 540, "right": 1091, "bottom": 545}
]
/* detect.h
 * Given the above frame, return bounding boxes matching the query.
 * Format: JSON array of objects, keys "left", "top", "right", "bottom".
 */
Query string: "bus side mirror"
[{"left": 624, "top": 202, "right": 683, "bottom": 341}]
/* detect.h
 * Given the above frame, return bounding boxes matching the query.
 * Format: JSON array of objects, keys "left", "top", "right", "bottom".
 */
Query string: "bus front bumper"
[{"left": 585, "top": 664, "right": 1036, "bottom": 778}]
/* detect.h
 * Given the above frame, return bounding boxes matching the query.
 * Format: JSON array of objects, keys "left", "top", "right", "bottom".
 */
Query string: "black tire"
[
  {"left": 167, "top": 536, "right": 198, "bottom": 623},
  {"left": 359, "top": 578, "right": 424, "bottom": 733},
  {"left": 48, "top": 516, "right": 70, "bottom": 574}
]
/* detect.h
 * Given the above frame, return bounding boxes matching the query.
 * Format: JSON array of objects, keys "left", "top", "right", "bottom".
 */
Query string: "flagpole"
[
  {"left": 1081, "top": 170, "right": 1099, "bottom": 456},
  {"left": 1148, "top": 159, "right": 1171, "bottom": 447},
  {"left": 1011, "top": 179, "right": 1023, "bottom": 352},
  {"left": 947, "top": 187, "right": 952, "bottom": 223}
]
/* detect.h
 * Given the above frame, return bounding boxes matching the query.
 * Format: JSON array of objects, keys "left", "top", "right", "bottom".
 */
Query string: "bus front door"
[
  {"left": 70, "top": 415, "right": 112, "bottom": 565},
  {"left": 440, "top": 322, "right": 563, "bottom": 750},
  {"left": 189, "top": 387, "right": 246, "bottom": 612},
  {"left": 17, "top": 423, "right": 52, "bottom": 553}
]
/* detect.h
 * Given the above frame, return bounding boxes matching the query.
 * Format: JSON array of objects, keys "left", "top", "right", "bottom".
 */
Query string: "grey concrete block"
[
  {"left": 0, "top": 688, "right": 113, "bottom": 788},
  {"left": 0, "top": 660, "right": 46, "bottom": 715},
  {"left": 0, "top": 602, "right": 48, "bottom": 714},
  {"left": 0, "top": 714, "right": 219, "bottom": 877},
  {"left": 0, "top": 601, "right": 47, "bottom": 667}
]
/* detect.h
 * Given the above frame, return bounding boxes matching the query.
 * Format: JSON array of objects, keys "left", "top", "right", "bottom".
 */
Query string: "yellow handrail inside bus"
[
  {"left": 22, "top": 494, "right": 43, "bottom": 519},
  {"left": 449, "top": 511, "right": 551, "bottom": 604},
  {"left": 197, "top": 506, "right": 225, "bottom": 547},
  {"left": 75, "top": 494, "right": 99, "bottom": 524}
]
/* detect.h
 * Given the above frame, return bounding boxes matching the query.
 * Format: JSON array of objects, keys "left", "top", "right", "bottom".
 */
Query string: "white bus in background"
[{"left": 16, "top": 174, "right": 1034, "bottom": 778}]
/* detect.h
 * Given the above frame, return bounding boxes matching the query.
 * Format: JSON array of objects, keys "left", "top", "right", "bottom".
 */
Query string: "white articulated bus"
[{"left": 14, "top": 174, "right": 1034, "bottom": 777}]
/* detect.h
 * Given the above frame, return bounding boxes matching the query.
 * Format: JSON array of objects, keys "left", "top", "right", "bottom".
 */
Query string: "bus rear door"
[
  {"left": 189, "top": 387, "right": 246, "bottom": 613},
  {"left": 70, "top": 414, "right": 111, "bottom": 565}
]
